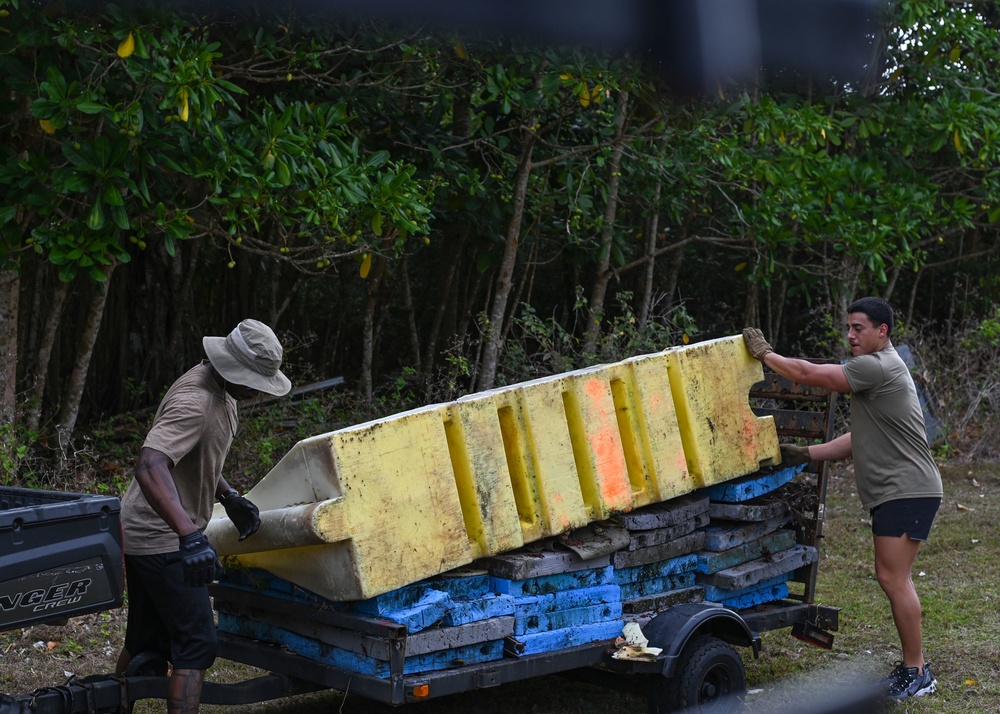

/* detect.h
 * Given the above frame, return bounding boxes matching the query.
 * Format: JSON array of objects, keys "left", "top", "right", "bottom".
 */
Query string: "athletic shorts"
[
  {"left": 869, "top": 497, "right": 941, "bottom": 541},
  {"left": 123, "top": 552, "right": 217, "bottom": 670}
]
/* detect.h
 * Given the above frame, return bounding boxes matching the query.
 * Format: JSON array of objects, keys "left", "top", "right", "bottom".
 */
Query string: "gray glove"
[
  {"left": 742, "top": 327, "right": 774, "bottom": 361},
  {"left": 780, "top": 444, "right": 811, "bottom": 466},
  {"left": 178, "top": 531, "right": 220, "bottom": 587}
]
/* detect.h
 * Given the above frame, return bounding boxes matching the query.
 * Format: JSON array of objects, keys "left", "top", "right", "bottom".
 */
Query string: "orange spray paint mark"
[{"left": 582, "top": 378, "right": 631, "bottom": 509}]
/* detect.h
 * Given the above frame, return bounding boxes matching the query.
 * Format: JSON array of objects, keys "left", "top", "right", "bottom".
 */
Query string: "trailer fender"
[{"left": 642, "top": 603, "right": 760, "bottom": 679}]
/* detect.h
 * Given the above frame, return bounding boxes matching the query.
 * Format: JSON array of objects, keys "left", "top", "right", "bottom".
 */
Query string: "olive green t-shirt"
[
  {"left": 121, "top": 361, "right": 237, "bottom": 555},
  {"left": 843, "top": 344, "right": 943, "bottom": 510}
]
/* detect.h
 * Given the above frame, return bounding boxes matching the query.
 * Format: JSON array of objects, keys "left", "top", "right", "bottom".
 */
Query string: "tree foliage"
[{"left": 0, "top": 0, "right": 997, "bottom": 452}]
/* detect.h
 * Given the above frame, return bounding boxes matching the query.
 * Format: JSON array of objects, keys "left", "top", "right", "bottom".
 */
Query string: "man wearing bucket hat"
[{"left": 116, "top": 319, "right": 291, "bottom": 714}]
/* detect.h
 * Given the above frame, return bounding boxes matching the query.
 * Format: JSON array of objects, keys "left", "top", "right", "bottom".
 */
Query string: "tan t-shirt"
[
  {"left": 121, "top": 362, "right": 237, "bottom": 555},
  {"left": 843, "top": 344, "right": 943, "bottom": 510}
]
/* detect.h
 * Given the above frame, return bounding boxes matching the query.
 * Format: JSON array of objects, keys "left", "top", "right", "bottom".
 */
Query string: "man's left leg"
[
  {"left": 168, "top": 668, "right": 206, "bottom": 714},
  {"left": 873, "top": 533, "right": 924, "bottom": 669}
]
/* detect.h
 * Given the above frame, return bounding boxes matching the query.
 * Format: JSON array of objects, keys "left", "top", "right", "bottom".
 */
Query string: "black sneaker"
[
  {"left": 878, "top": 661, "right": 907, "bottom": 689},
  {"left": 886, "top": 663, "right": 937, "bottom": 700}
]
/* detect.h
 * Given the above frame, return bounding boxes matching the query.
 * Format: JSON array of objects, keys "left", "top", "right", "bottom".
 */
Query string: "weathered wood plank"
[
  {"left": 697, "top": 545, "right": 818, "bottom": 590},
  {"left": 625, "top": 512, "right": 710, "bottom": 551},
  {"left": 484, "top": 550, "right": 611, "bottom": 581},
  {"left": 700, "top": 512, "right": 792, "bottom": 551},
  {"left": 612, "top": 531, "right": 705, "bottom": 569},
  {"left": 708, "top": 495, "right": 789, "bottom": 521},
  {"left": 696, "top": 529, "right": 797, "bottom": 574},
  {"left": 615, "top": 493, "right": 710, "bottom": 531},
  {"left": 621, "top": 586, "right": 705, "bottom": 616}
]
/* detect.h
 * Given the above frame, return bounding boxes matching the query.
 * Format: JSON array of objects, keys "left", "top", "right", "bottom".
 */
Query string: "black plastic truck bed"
[{"left": 0, "top": 486, "right": 124, "bottom": 633}]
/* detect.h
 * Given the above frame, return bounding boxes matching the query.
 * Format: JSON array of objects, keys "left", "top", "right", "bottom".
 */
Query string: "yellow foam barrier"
[
  {"left": 666, "top": 335, "right": 781, "bottom": 486},
  {"left": 206, "top": 334, "right": 777, "bottom": 601}
]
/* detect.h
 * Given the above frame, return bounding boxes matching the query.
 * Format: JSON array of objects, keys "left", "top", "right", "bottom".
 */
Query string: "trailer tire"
[
  {"left": 122, "top": 650, "right": 169, "bottom": 677},
  {"left": 650, "top": 634, "right": 745, "bottom": 713}
]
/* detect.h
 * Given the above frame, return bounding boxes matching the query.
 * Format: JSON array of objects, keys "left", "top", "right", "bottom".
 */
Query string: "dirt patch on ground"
[{"left": 1, "top": 608, "right": 127, "bottom": 695}]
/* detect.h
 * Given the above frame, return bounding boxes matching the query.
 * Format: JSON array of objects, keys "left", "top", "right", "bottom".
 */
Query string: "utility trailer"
[{"left": 0, "top": 370, "right": 881, "bottom": 714}]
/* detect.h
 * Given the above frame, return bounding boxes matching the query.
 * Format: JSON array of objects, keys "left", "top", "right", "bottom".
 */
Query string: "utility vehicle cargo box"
[{"left": 0, "top": 486, "right": 124, "bottom": 632}]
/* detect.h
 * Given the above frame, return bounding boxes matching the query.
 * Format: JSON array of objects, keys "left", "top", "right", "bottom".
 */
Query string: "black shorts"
[
  {"left": 123, "top": 552, "right": 217, "bottom": 670},
  {"left": 870, "top": 497, "right": 941, "bottom": 541}
]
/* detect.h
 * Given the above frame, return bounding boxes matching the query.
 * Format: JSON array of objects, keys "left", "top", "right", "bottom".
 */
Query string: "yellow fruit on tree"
[{"left": 117, "top": 32, "right": 136, "bottom": 58}]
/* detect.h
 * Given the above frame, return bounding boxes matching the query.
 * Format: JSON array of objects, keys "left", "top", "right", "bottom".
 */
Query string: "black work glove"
[
  {"left": 178, "top": 531, "right": 220, "bottom": 587},
  {"left": 780, "top": 444, "right": 812, "bottom": 466},
  {"left": 742, "top": 327, "right": 774, "bottom": 362},
  {"left": 221, "top": 490, "right": 261, "bottom": 541}
]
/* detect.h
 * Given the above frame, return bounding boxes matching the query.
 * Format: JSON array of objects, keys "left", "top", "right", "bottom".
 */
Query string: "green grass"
[{"left": 4, "top": 461, "right": 998, "bottom": 713}]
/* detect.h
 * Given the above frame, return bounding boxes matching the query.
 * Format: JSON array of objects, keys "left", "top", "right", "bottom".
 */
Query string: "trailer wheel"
[
  {"left": 122, "top": 650, "right": 169, "bottom": 677},
  {"left": 650, "top": 634, "right": 746, "bottom": 714}
]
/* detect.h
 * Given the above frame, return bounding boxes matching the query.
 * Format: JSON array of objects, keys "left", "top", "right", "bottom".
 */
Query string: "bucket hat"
[{"left": 203, "top": 319, "right": 291, "bottom": 396}]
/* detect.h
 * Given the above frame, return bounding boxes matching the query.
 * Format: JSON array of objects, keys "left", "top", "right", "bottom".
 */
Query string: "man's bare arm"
[
  {"left": 134, "top": 446, "right": 198, "bottom": 536},
  {"left": 810, "top": 432, "right": 852, "bottom": 461},
  {"left": 762, "top": 352, "right": 853, "bottom": 393}
]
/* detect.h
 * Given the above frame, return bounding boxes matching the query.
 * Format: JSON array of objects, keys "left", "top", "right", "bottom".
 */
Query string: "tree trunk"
[
  {"left": 57, "top": 262, "right": 116, "bottom": 452},
  {"left": 399, "top": 256, "right": 421, "bottom": 371},
  {"left": 25, "top": 276, "right": 70, "bottom": 433},
  {"left": 476, "top": 131, "right": 537, "bottom": 391},
  {"left": 663, "top": 237, "right": 685, "bottom": 311},
  {"left": 422, "top": 228, "right": 466, "bottom": 399},
  {"left": 0, "top": 268, "right": 19, "bottom": 424},
  {"left": 583, "top": 92, "right": 629, "bottom": 355},
  {"left": 638, "top": 184, "right": 662, "bottom": 329},
  {"left": 501, "top": 240, "right": 537, "bottom": 342},
  {"left": 743, "top": 278, "right": 760, "bottom": 330},
  {"left": 359, "top": 253, "right": 388, "bottom": 411}
]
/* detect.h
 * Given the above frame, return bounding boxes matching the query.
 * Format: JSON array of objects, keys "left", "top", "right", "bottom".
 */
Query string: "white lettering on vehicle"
[{"left": 0, "top": 579, "right": 92, "bottom": 613}]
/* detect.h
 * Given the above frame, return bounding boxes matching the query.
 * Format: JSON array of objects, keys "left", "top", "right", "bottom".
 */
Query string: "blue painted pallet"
[
  {"left": 515, "top": 602, "right": 624, "bottom": 636},
  {"left": 375, "top": 588, "right": 453, "bottom": 633},
  {"left": 441, "top": 593, "right": 516, "bottom": 626},
  {"left": 614, "top": 553, "right": 698, "bottom": 586},
  {"left": 717, "top": 583, "right": 789, "bottom": 609},
  {"left": 513, "top": 584, "right": 622, "bottom": 616},
  {"left": 701, "top": 572, "right": 793, "bottom": 603},
  {"left": 217, "top": 612, "right": 505, "bottom": 677},
  {"left": 512, "top": 619, "right": 624, "bottom": 655},
  {"left": 699, "top": 464, "right": 805, "bottom": 503},
  {"left": 425, "top": 570, "right": 493, "bottom": 601},
  {"left": 618, "top": 572, "right": 696, "bottom": 600},
  {"left": 491, "top": 565, "right": 616, "bottom": 596},
  {"left": 219, "top": 568, "right": 328, "bottom": 606}
]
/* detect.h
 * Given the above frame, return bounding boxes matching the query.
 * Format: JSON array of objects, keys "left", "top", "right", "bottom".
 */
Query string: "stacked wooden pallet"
[
  {"left": 214, "top": 464, "right": 816, "bottom": 678},
  {"left": 695, "top": 466, "right": 817, "bottom": 608}
]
